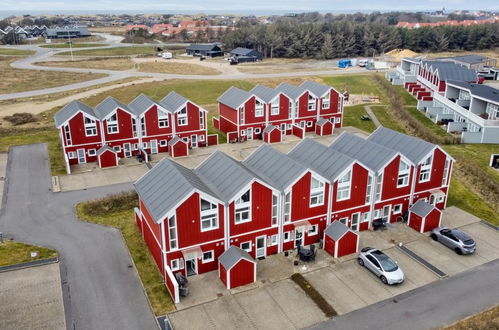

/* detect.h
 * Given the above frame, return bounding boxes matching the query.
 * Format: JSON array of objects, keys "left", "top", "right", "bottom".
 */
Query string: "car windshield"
[{"left": 378, "top": 256, "right": 398, "bottom": 272}]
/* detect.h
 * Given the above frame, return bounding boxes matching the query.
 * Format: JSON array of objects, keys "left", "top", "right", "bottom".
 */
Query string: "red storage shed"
[
  {"left": 263, "top": 125, "right": 282, "bottom": 144},
  {"left": 169, "top": 136, "right": 189, "bottom": 158},
  {"left": 218, "top": 246, "right": 256, "bottom": 290},
  {"left": 408, "top": 199, "right": 442, "bottom": 233},
  {"left": 315, "top": 118, "right": 333, "bottom": 136},
  {"left": 324, "top": 220, "right": 359, "bottom": 258},
  {"left": 97, "top": 145, "right": 118, "bottom": 168}
]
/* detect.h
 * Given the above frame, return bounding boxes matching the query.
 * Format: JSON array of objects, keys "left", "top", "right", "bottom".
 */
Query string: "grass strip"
[
  {"left": 0, "top": 241, "right": 58, "bottom": 267},
  {"left": 444, "top": 304, "right": 499, "bottom": 330},
  {"left": 291, "top": 273, "right": 337, "bottom": 318}
]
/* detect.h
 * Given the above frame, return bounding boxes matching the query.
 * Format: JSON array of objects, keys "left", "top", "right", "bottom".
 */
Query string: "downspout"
[
  {"left": 369, "top": 172, "right": 377, "bottom": 229},
  {"left": 278, "top": 191, "right": 285, "bottom": 253},
  {"left": 409, "top": 164, "right": 418, "bottom": 206},
  {"left": 224, "top": 202, "right": 230, "bottom": 251},
  {"left": 161, "top": 220, "right": 167, "bottom": 275}
]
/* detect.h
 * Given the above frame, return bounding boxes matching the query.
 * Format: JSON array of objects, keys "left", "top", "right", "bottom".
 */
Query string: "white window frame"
[
  {"left": 64, "top": 124, "right": 72, "bottom": 145},
  {"left": 84, "top": 117, "right": 97, "bottom": 136},
  {"left": 169, "top": 216, "right": 178, "bottom": 250},
  {"left": 255, "top": 100, "right": 264, "bottom": 117},
  {"left": 366, "top": 174, "right": 373, "bottom": 204},
  {"left": 374, "top": 209, "right": 380, "bottom": 219},
  {"left": 419, "top": 155, "right": 432, "bottom": 183},
  {"left": 283, "top": 231, "right": 291, "bottom": 242},
  {"left": 171, "top": 258, "right": 180, "bottom": 271},
  {"left": 458, "top": 90, "right": 470, "bottom": 100},
  {"left": 88, "top": 149, "right": 96, "bottom": 156},
  {"left": 339, "top": 217, "right": 348, "bottom": 225},
  {"left": 308, "top": 94, "right": 316, "bottom": 111},
  {"left": 337, "top": 170, "right": 351, "bottom": 201},
  {"left": 393, "top": 204, "right": 402, "bottom": 214},
  {"left": 160, "top": 140, "right": 167, "bottom": 147},
  {"left": 375, "top": 173, "right": 383, "bottom": 202},
  {"left": 255, "top": 127, "right": 261, "bottom": 134},
  {"left": 68, "top": 151, "right": 76, "bottom": 159},
  {"left": 321, "top": 93, "right": 330, "bottom": 109},
  {"left": 284, "top": 191, "right": 291, "bottom": 223},
  {"left": 442, "top": 158, "right": 450, "bottom": 186},
  {"left": 113, "top": 146, "right": 121, "bottom": 152},
  {"left": 270, "top": 234, "right": 278, "bottom": 245},
  {"left": 241, "top": 241, "right": 252, "bottom": 252},
  {"left": 362, "top": 212, "right": 370, "bottom": 223},
  {"left": 308, "top": 224, "right": 318, "bottom": 236},
  {"left": 485, "top": 103, "right": 499, "bottom": 120},
  {"left": 397, "top": 160, "right": 410, "bottom": 188},
  {"left": 140, "top": 117, "right": 146, "bottom": 136},
  {"left": 310, "top": 176, "right": 325, "bottom": 207},
  {"left": 133, "top": 143, "right": 138, "bottom": 150},
  {"left": 335, "top": 117, "right": 341, "bottom": 123},
  {"left": 158, "top": 109, "right": 169, "bottom": 128},
  {"left": 202, "top": 250, "right": 214, "bottom": 263},
  {"left": 239, "top": 106, "right": 245, "bottom": 125},
  {"left": 106, "top": 113, "right": 119, "bottom": 134},
  {"left": 271, "top": 99, "right": 279, "bottom": 115},
  {"left": 307, "top": 121, "right": 313, "bottom": 127},
  {"left": 235, "top": 189, "right": 251, "bottom": 224},
  {"left": 200, "top": 198, "right": 218, "bottom": 232},
  {"left": 199, "top": 112, "right": 205, "bottom": 129},
  {"left": 142, "top": 142, "right": 149, "bottom": 149},
  {"left": 241, "top": 129, "right": 246, "bottom": 136},
  {"left": 199, "top": 135, "right": 205, "bottom": 142},
  {"left": 271, "top": 194, "right": 278, "bottom": 227},
  {"left": 177, "top": 107, "right": 188, "bottom": 126}
]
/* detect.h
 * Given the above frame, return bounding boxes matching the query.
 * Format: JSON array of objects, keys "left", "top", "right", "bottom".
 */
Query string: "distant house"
[
  {"left": 45, "top": 26, "right": 91, "bottom": 39},
  {"left": 186, "top": 43, "right": 223, "bottom": 57},
  {"left": 443, "top": 54, "right": 497, "bottom": 71},
  {"left": 229, "top": 47, "right": 263, "bottom": 62}
]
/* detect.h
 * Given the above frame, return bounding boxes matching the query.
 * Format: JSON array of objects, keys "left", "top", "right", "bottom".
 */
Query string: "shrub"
[
  {"left": 4, "top": 112, "right": 37, "bottom": 125},
  {"left": 81, "top": 191, "right": 138, "bottom": 217}
]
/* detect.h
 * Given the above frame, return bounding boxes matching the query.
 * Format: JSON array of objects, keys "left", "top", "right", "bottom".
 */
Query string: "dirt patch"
[
  {"left": 291, "top": 273, "right": 337, "bottom": 318},
  {"left": 4, "top": 112, "right": 38, "bottom": 125}
]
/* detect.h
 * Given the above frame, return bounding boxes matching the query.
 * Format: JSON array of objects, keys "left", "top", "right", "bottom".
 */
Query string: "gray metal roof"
[
  {"left": 243, "top": 144, "right": 306, "bottom": 191},
  {"left": 134, "top": 158, "right": 219, "bottom": 223},
  {"left": 288, "top": 138, "right": 355, "bottom": 181},
  {"left": 128, "top": 93, "right": 162, "bottom": 117},
  {"left": 446, "top": 80, "right": 499, "bottom": 104},
  {"left": 422, "top": 60, "right": 477, "bottom": 82},
  {"left": 96, "top": 145, "right": 116, "bottom": 157},
  {"left": 316, "top": 118, "right": 329, "bottom": 126},
  {"left": 250, "top": 85, "right": 280, "bottom": 103},
  {"left": 263, "top": 124, "right": 278, "bottom": 133},
  {"left": 445, "top": 54, "right": 488, "bottom": 65},
  {"left": 195, "top": 151, "right": 255, "bottom": 202},
  {"left": 168, "top": 136, "right": 185, "bottom": 146},
  {"left": 217, "top": 86, "right": 253, "bottom": 109},
  {"left": 368, "top": 127, "right": 435, "bottom": 164},
  {"left": 324, "top": 220, "right": 352, "bottom": 241},
  {"left": 329, "top": 133, "right": 398, "bottom": 173},
  {"left": 159, "top": 91, "right": 188, "bottom": 113},
  {"left": 219, "top": 245, "right": 255, "bottom": 270},
  {"left": 300, "top": 81, "right": 331, "bottom": 98},
  {"left": 410, "top": 199, "right": 437, "bottom": 218},
  {"left": 186, "top": 43, "right": 221, "bottom": 51},
  {"left": 230, "top": 47, "right": 257, "bottom": 56},
  {"left": 54, "top": 100, "right": 96, "bottom": 127},
  {"left": 275, "top": 83, "right": 307, "bottom": 101},
  {"left": 94, "top": 96, "right": 132, "bottom": 120}
]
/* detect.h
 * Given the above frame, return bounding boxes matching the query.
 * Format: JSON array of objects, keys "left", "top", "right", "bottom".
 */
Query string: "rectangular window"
[
  {"left": 284, "top": 192, "right": 291, "bottom": 223},
  {"left": 442, "top": 159, "right": 450, "bottom": 186},
  {"left": 241, "top": 130, "right": 246, "bottom": 136},
  {"left": 171, "top": 259, "right": 180, "bottom": 271},
  {"left": 271, "top": 99, "right": 279, "bottom": 115},
  {"left": 310, "top": 177, "right": 325, "bottom": 206},
  {"left": 271, "top": 194, "right": 278, "bottom": 226},
  {"left": 307, "top": 121, "right": 313, "bottom": 127},
  {"left": 255, "top": 128, "right": 261, "bottom": 134},
  {"left": 337, "top": 170, "right": 351, "bottom": 201},
  {"left": 107, "top": 113, "right": 119, "bottom": 134},
  {"left": 84, "top": 117, "right": 97, "bottom": 136},
  {"left": 160, "top": 140, "right": 167, "bottom": 147},
  {"left": 255, "top": 100, "right": 264, "bottom": 117},
  {"left": 158, "top": 109, "right": 169, "bottom": 128},
  {"left": 113, "top": 146, "right": 121, "bottom": 152},
  {"left": 458, "top": 90, "right": 470, "bottom": 100},
  {"left": 337, "top": 103, "right": 342, "bottom": 113},
  {"left": 199, "top": 135, "right": 205, "bottom": 142},
  {"left": 140, "top": 117, "right": 146, "bottom": 136},
  {"left": 68, "top": 151, "right": 75, "bottom": 159},
  {"left": 339, "top": 217, "right": 348, "bottom": 225},
  {"left": 133, "top": 143, "right": 138, "bottom": 150},
  {"left": 287, "top": 124, "right": 292, "bottom": 129},
  {"left": 271, "top": 235, "right": 278, "bottom": 245},
  {"left": 241, "top": 241, "right": 251, "bottom": 252},
  {"left": 335, "top": 117, "right": 341, "bottom": 123},
  {"left": 321, "top": 93, "right": 330, "bottom": 109},
  {"left": 393, "top": 204, "right": 402, "bottom": 214},
  {"left": 199, "top": 112, "right": 205, "bottom": 129},
  {"left": 374, "top": 209, "right": 380, "bottom": 219},
  {"left": 132, "top": 118, "right": 137, "bottom": 136},
  {"left": 235, "top": 190, "right": 251, "bottom": 224},
  {"left": 283, "top": 232, "right": 291, "bottom": 242},
  {"left": 308, "top": 225, "right": 318, "bottom": 236},
  {"left": 419, "top": 156, "right": 432, "bottom": 183},
  {"left": 397, "top": 160, "right": 410, "bottom": 187},
  {"left": 239, "top": 106, "right": 245, "bottom": 124},
  {"left": 200, "top": 199, "right": 218, "bottom": 231},
  {"left": 177, "top": 107, "right": 187, "bottom": 126},
  {"left": 142, "top": 142, "right": 148, "bottom": 149},
  {"left": 308, "top": 94, "right": 316, "bottom": 111},
  {"left": 169, "top": 216, "right": 177, "bottom": 250},
  {"left": 375, "top": 173, "right": 383, "bottom": 202},
  {"left": 366, "top": 175, "right": 373, "bottom": 204},
  {"left": 88, "top": 149, "right": 96, "bottom": 156},
  {"left": 202, "top": 250, "right": 214, "bottom": 263},
  {"left": 64, "top": 125, "right": 72, "bottom": 145},
  {"left": 362, "top": 212, "right": 370, "bottom": 223}
]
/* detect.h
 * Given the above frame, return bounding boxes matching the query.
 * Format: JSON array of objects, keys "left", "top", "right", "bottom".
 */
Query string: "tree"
[{"left": 321, "top": 34, "right": 334, "bottom": 59}]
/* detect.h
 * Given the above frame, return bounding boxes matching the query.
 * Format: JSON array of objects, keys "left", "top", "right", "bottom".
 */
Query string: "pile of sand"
[{"left": 386, "top": 49, "right": 418, "bottom": 60}]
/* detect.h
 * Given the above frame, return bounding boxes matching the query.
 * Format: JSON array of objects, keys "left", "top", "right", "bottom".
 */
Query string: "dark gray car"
[{"left": 430, "top": 227, "right": 476, "bottom": 255}]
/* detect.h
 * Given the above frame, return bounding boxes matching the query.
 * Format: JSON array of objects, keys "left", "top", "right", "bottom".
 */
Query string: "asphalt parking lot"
[{"left": 168, "top": 207, "right": 499, "bottom": 330}]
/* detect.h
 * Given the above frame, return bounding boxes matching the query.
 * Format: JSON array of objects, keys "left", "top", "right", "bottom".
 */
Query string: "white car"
[{"left": 357, "top": 247, "right": 404, "bottom": 285}]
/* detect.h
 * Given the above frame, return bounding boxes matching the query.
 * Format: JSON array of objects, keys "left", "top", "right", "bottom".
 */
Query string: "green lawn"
[
  {"left": 0, "top": 241, "right": 58, "bottom": 267},
  {"left": 76, "top": 202, "right": 175, "bottom": 315},
  {"left": 394, "top": 85, "right": 418, "bottom": 106},
  {"left": 40, "top": 43, "right": 110, "bottom": 49},
  {"left": 321, "top": 74, "right": 386, "bottom": 102},
  {"left": 0, "top": 48, "right": 36, "bottom": 55},
  {"left": 369, "top": 105, "right": 405, "bottom": 132},
  {"left": 406, "top": 106, "right": 450, "bottom": 138},
  {"left": 58, "top": 46, "right": 158, "bottom": 56},
  {"left": 343, "top": 104, "right": 377, "bottom": 133},
  {"left": 445, "top": 144, "right": 499, "bottom": 183}
]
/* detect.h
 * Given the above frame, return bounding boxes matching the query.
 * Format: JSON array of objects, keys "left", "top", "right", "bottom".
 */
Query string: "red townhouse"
[
  {"left": 243, "top": 144, "right": 330, "bottom": 251},
  {"left": 250, "top": 84, "right": 293, "bottom": 135},
  {"left": 288, "top": 138, "right": 373, "bottom": 231},
  {"left": 299, "top": 81, "right": 344, "bottom": 128},
  {"left": 54, "top": 100, "right": 104, "bottom": 165}
]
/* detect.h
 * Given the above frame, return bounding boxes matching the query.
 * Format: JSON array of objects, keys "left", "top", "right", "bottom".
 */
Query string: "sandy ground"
[{"left": 131, "top": 56, "right": 240, "bottom": 75}]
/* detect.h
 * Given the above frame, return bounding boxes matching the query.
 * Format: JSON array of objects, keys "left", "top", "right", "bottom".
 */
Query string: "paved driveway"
[{"left": 0, "top": 144, "right": 158, "bottom": 330}]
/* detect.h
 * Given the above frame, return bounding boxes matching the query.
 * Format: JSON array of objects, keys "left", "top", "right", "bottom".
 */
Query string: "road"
[
  {"left": 0, "top": 144, "right": 158, "bottom": 330},
  {"left": 309, "top": 258, "right": 499, "bottom": 330}
]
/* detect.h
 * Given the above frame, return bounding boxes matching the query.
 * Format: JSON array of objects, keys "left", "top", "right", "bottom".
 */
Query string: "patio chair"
[{"left": 309, "top": 244, "right": 317, "bottom": 261}]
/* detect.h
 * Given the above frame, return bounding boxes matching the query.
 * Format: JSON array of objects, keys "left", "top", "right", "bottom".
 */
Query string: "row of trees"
[{"left": 218, "top": 21, "right": 499, "bottom": 59}]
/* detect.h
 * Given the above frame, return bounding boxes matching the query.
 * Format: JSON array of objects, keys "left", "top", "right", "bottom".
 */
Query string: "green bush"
[
  {"left": 4, "top": 112, "right": 38, "bottom": 125},
  {"left": 81, "top": 191, "right": 138, "bottom": 216}
]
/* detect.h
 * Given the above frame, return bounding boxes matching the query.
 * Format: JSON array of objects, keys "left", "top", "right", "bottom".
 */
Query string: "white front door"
[
  {"left": 295, "top": 228, "right": 304, "bottom": 247},
  {"left": 247, "top": 127, "right": 253, "bottom": 140},
  {"left": 351, "top": 213, "right": 360, "bottom": 231},
  {"left": 150, "top": 140, "right": 158, "bottom": 154},
  {"left": 77, "top": 149, "right": 86, "bottom": 164},
  {"left": 124, "top": 143, "right": 132, "bottom": 158},
  {"left": 191, "top": 135, "right": 197, "bottom": 148},
  {"left": 382, "top": 205, "right": 391, "bottom": 222},
  {"left": 256, "top": 236, "right": 266, "bottom": 258}
]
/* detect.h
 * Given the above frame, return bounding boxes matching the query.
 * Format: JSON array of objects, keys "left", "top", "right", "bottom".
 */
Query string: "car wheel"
[
  {"left": 455, "top": 247, "right": 463, "bottom": 255},
  {"left": 380, "top": 276, "right": 388, "bottom": 285},
  {"left": 431, "top": 233, "right": 438, "bottom": 241},
  {"left": 357, "top": 258, "right": 364, "bottom": 266}
]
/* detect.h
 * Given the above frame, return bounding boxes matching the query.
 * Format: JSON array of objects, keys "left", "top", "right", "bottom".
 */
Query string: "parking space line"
[
  {"left": 480, "top": 220, "right": 499, "bottom": 231},
  {"left": 397, "top": 245, "right": 447, "bottom": 278}
]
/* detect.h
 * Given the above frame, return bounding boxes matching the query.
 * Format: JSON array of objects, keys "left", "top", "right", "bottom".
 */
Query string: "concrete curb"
[
  {"left": 0, "top": 257, "right": 59, "bottom": 273},
  {"left": 480, "top": 220, "right": 499, "bottom": 231},
  {"left": 397, "top": 244, "right": 447, "bottom": 278}
]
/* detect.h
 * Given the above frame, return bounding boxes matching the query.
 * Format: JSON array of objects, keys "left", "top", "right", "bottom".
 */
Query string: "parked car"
[
  {"left": 430, "top": 227, "right": 476, "bottom": 255},
  {"left": 357, "top": 247, "right": 404, "bottom": 285}
]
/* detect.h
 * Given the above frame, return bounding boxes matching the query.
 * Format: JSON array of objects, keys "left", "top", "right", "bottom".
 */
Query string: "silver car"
[
  {"left": 430, "top": 227, "right": 476, "bottom": 255},
  {"left": 357, "top": 247, "right": 405, "bottom": 285}
]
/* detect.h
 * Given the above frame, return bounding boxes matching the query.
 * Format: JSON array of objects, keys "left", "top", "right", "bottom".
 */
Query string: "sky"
[{"left": 0, "top": 0, "right": 498, "bottom": 15}]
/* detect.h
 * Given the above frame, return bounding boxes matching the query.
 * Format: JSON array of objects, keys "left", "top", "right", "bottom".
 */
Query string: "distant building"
[
  {"left": 229, "top": 47, "right": 263, "bottom": 62},
  {"left": 442, "top": 55, "right": 497, "bottom": 71},
  {"left": 45, "top": 26, "right": 91, "bottom": 39},
  {"left": 186, "top": 43, "right": 223, "bottom": 57}
]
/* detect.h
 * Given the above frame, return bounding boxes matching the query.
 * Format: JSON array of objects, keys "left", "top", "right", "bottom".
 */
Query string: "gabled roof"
[
  {"left": 243, "top": 144, "right": 306, "bottom": 191},
  {"left": 275, "top": 83, "right": 308, "bottom": 101},
  {"left": 96, "top": 145, "right": 116, "bottom": 156},
  {"left": 263, "top": 124, "right": 279, "bottom": 133},
  {"left": 368, "top": 127, "right": 438, "bottom": 164},
  {"left": 128, "top": 93, "right": 163, "bottom": 117},
  {"left": 288, "top": 138, "right": 356, "bottom": 182},
  {"left": 445, "top": 54, "right": 488, "bottom": 65},
  {"left": 186, "top": 43, "right": 221, "bottom": 51},
  {"left": 230, "top": 47, "right": 258, "bottom": 55},
  {"left": 250, "top": 85, "right": 280, "bottom": 103},
  {"left": 54, "top": 100, "right": 96, "bottom": 127},
  {"left": 134, "top": 158, "right": 219, "bottom": 223},
  {"left": 324, "top": 220, "right": 353, "bottom": 241},
  {"left": 195, "top": 151, "right": 259, "bottom": 202},
  {"left": 446, "top": 80, "right": 499, "bottom": 104},
  {"left": 422, "top": 60, "right": 477, "bottom": 82},
  {"left": 219, "top": 245, "right": 255, "bottom": 270},
  {"left": 300, "top": 81, "right": 333, "bottom": 98},
  {"left": 94, "top": 96, "right": 132, "bottom": 120},
  {"left": 316, "top": 118, "right": 330, "bottom": 126},
  {"left": 410, "top": 199, "right": 438, "bottom": 218},
  {"left": 329, "top": 132, "right": 400, "bottom": 173},
  {"left": 217, "top": 86, "right": 254, "bottom": 109},
  {"left": 168, "top": 136, "right": 186, "bottom": 146},
  {"left": 159, "top": 91, "right": 189, "bottom": 113}
]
